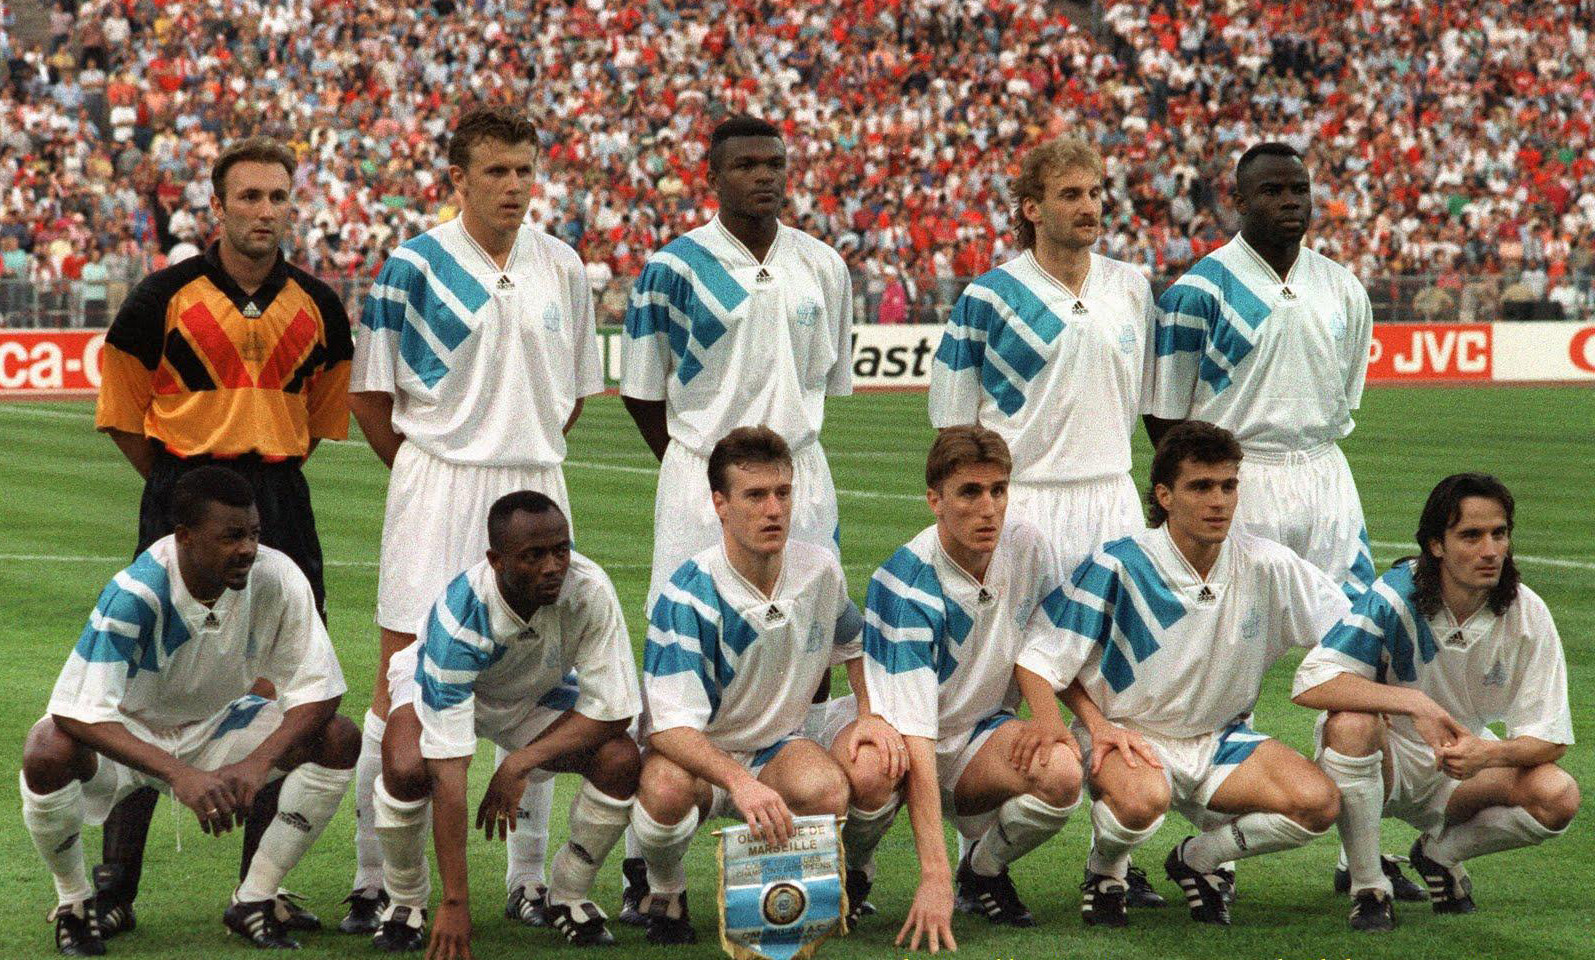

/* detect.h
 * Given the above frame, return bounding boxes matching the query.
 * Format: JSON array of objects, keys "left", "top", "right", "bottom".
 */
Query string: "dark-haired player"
[
  {"left": 346, "top": 105, "right": 604, "bottom": 933},
  {"left": 21, "top": 467, "right": 358, "bottom": 954},
  {"left": 1295, "top": 473, "right": 1578, "bottom": 932}
]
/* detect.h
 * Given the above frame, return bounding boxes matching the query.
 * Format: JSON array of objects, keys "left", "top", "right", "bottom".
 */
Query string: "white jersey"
[
  {"left": 1017, "top": 527, "right": 1349, "bottom": 738},
  {"left": 864, "top": 521, "right": 1065, "bottom": 741},
  {"left": 352, "top": 218, "right": 603, "bottom": 467},
  {"left": 1293, "top": 561, "right": 1573, "bottom": 746},
  {"left": 929, "top": 251, "right": 1157, "bottom": 483},
  {"left": 620, "top": 217, "right": 853, "bottom": 457},
  {"left": 48, "top": 538, "right": 346, "bottom": 733},
  {"left": 643, "top": 540, "right": 861, "bottom": 753},
  {"left": 411, "top": 552, "right": 641, "bottom": 759},
  {"left": 1150, "top": 235, "right": 1373, "bottom": 455}
]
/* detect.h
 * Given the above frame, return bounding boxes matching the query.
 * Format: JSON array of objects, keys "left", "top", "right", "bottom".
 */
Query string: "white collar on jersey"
[
  {"left": 1161, "top": 524, "right": 1231, "bottom": 588},
  {"left": 719, "top": 540, "right": 788, "bottom": 606},
  {"left": 933, "top": 526, "right": 997, "bottom": 595},
  {"left": 712, "top": 215, "right": 786, "bottom": 268},
  {"left": 484, "top": 567, "right": 554, "bottom": 643},
  {"left": 1234, "top": 233, "right": 1303, "bottom": 287},
  {"left": 1024, "top": 249, "right": 1094, "bottom": 303}
]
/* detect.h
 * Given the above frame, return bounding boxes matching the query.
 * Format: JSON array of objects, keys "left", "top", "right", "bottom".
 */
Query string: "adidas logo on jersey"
[
  {"left": 204, "top": 611, "right": 220, "bottom": 627},
  {"left": 497, "top": 274, "right": 515, "bottom": 291},
  {"left": 764, "top": 604, "right": 786, "bottom": 625},
  {"left": 1444, "top": 629, "right": 1468, "bottom": 648},
  {"left": 1196, "top": 585, "right": 1216, "bottom": 605},
  {"left": 1071, "top": 300, "right": 1088, "bottom": 315},
  {"left": 242, "top": 301, "right": 262, "bottom": 318},
  {"left": 1280, "top": 285, "right": 1298, "bottom": 300},
  {"left": 1482, "top": 659, "right": 1507, "bottom": 687},
  {"left": 977, "top": 587, "right": 994, "bottom": 606},
  {"left": 755, "top": 267, "right": 774, "bottom": 285}
]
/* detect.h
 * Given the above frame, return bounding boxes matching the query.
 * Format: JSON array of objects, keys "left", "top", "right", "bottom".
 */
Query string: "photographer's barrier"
[{"left": 5, "top": 322, "right": 1593, "bottom": 398}]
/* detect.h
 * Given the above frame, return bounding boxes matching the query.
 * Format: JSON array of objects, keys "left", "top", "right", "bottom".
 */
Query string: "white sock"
[
  {"left": 624, "top": 825, "right": 641, "bottom": 861},
  {"left": 804, "top": 700, "right": 829, "bottom": 742},
  {"left": 238, "top": 763, "right": 354, "bottom": 903},
  {"left": 842, "top": 796, "right": 899, "bottom": 874},
  {"left": 1425, "top": 805, "right": 1562, "bottom": 867},
  {"left": 20, "top": 774, "right": 92, "bottom": 905},
  {"left": 1320, "top": 747, "right": 1388, "bottom": 896},
  {"left": 548, "top": 783, "right": 633, "bottom": 907},
  {"left": 500, "top": 745, "right": 552, "bottom": 894},
  {"left": 351, "top": 709, "right": 386, "bottom": 892},
  {"left": 1086, "top": 800, "right": 1163, "bottom": 881},
  {"left": 631, "top": 802, "right": 698, "bottom": 895},
  {"left": 374, "top": 775, "right": 432, "bottom": 910},
  {"left": 970, "top": 792, "right": 1078, "bottom": 877},
  {"left": 1184, "top": 812, "right": 1324, "bottom": 873}
]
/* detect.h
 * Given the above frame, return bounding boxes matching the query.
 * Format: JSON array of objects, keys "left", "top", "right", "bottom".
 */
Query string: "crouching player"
[
  {"left": 1016, "top": 421, "right": 1348, "bottom": 927},
  {"left": 371, "top": 491, "right": 641, "bottom": 954},
  {"left": 22, "top": 467, "right": 358, "bottom": 954},
  {"left": 828, "top": 425, "right": 1083, "bottom": 952},
  {"left": 1294, "top": 473, "right": 1579, "bottom": 932},
  {"left": 630, "top": 427, "right": 873, "bottom": 945}
]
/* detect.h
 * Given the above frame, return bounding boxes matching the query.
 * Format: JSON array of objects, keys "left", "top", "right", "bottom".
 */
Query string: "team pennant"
[{"left": 718, "top": 814, "right": 847, "bottom": 960}]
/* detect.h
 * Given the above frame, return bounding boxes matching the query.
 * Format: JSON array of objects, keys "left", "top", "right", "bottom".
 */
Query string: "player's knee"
[
  {"left": 1102, "top": 785, "right": 1169, "bottom": 831},
  {"left": 314, "top": 714, "right": 362, "bottom": 769},
  {"left": 845, "top": 745, "right": 901, "bottom": 810},
  {"left": 1286, "top": 772, "right": 1341, "bottom": 832},
  {"left": 1321, "top": 710, "right": 1383, "bottom": 755},
  {"left": 22, "top": 717, "right": 88, "bottom": 793},
  {"left": 591, "top": 736, "right": 642, "bottom": 798},
  {"left": 637, "top": 756, "right": 698, "bottom": 823},
  {"left": 788, "top": 762, "right": 850, "bottom": 817},
  {"left": 381, "top": 753, "right": 430, "bottom": 803},
  {"left": 1524, "top": 766, "right": 1580, "bottom": 831},
  {"left": 1028, "top": 744, "right": 1083, "bottom": 807}
]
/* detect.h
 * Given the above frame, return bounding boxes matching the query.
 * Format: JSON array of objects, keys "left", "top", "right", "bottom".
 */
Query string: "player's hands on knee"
[
  {"left": 1089, "top": 723, "right": 1162, "bottom": 774},
  {"left": 476, "top": 763, "right": 530, "bottom": 841},
  {"left": 1436, "top": 733, "right": 1492, "bottom": 780},
  {"left": 896, "top": 876, "right": 957, "bottom": 953},
  {"left": 731, "top": 776, "right": 796, "bottom": 845},
  {"left": 169, "top": 765, "right": 240, "bottom": 835},
  {"left": 1007, "top": 719, "right": 1077, "bottom": 773},
  {"left": 850, "top": 714, "right": 909, "bottom": 780},
  {"left": 427, "top": 900, "right": 472, "bottom": 960},
  {"left": 215, "top": 755, "right": 275, "bottom": 818}
]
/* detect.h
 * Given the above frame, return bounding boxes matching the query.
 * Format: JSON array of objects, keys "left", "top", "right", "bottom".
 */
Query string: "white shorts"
[
  {"left": 1231, "top": 442, "right": 1372, "bottom": 597},
  {"left": 378, "top": 441, "right": 572, "bottom": 632},
  {"left": 1007, "top": 473, "right": 1146, "bottom": 580},
  {"left": 387, "top": 644, "right": 574, "bottom": 782},
  {"left": 1077, "top": 717, "right": 1271, "bottom": 832},
  {"left": 648, "top": 440, "right": 840, "bottom": 605},
  {"left": 818, "top": 694, "right": 1014, "bottom": 815},
  {"left": 704, "top": 735, "right": 811, "bottom": 821},
  {"left": 68, "top": 695, "right": 284, "bottom": 824},
  {"left": 1313, "top": 715, "right": 1470, "bottom": 835}
]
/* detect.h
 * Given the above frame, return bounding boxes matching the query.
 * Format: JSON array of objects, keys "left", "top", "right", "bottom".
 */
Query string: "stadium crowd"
[{"left": 1, "top": 0, "right": 1592, "bottom": 325}]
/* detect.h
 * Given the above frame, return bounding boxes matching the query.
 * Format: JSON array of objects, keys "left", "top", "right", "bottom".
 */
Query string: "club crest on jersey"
[
  {"left": 764, "top": 604, "right": 787, "bottom": 626},
  {"left": 542, "top": 301, "right": 561, "bottom": 331},
  {"left": 1329, "top": 310, "right": 1348, "bottom": 341},
  {"left": 1071, "top": 299, "right": 1088, "bottom": 315},
  {"left": 1118, "top": 322, "right": 1137, "bottom": 355},
  {"left": 1279, "top": 284, "right": 1297, "bottom": 301},
  {"left": 804, "top": 620, "right": 824, "bottom": 653},
  {"left": 794, "top": 297, "right": 820, "bottom": 326},
  {"left": 1482, "top": 659, "right": 1506, "bottom": 687},
  {"left": 1240, "top": 608, "right": 1262, "bottom": 641}
]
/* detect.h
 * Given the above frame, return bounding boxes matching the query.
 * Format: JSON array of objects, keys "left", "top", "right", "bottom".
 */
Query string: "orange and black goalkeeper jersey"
[{"left": 96, "top": 243, "right": 353, "bottom": 458}]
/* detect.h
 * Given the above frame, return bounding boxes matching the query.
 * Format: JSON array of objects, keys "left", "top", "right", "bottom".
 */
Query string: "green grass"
[{"left": 1, "top": 387, "right": 1591, "bottom": 960}]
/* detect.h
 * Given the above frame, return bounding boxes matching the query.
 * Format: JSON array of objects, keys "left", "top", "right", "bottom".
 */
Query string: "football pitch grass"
[{"left": 1, "top": 386, "right": 1590, "bottom": 960}]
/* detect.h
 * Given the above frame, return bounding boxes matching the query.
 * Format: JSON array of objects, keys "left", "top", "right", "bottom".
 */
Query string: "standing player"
[
  {"left": 1015, "top": 422, "right": 1348, "bottom": 927},
  {"left": 929, "top": 136, "right": 1155, "bottom": 580},
  {"left": 619, "top": 114, "right": 855, "bottom": 915},
  {"left": 827, "top": 426, "right": 1083, "bottom": 952},
  {"left": 1294, "top": 474, "right": 1578, "bottom": 931},
  {"left": 346, "top": 106, "right": 603, "bottom": 933},
  {"left": 370, "top": 492, "right": 641, "bottom": 952},
  {"left": 630, "top": 427, "right": 865, "bottom": 945},
  {"left": 92, "top": 135, "right": 353, "bottom": 936},
  {"left": 1150, "top": 143, "right": 1411, "bottom": 898},
  {"left": 21, "top": 467, "right": 359, "bottom": 954}
]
